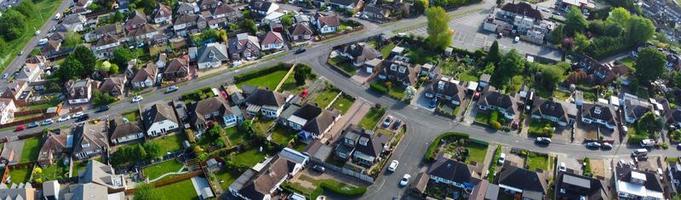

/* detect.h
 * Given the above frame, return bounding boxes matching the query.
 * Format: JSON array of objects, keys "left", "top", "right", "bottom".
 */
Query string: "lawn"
[
  {"left": 253, "top": 119, "right": 274, "bottom": 136},
  {"left": 236, "top": 70, "right": 288, "bottom": 90},
  {"left": 406, "top": 47, "right": 438, "bottom": 64},
  {"left": 180, "top": 88, "right": 215, "bottom": 103},
  {"left": 123, "top": 110, "right": 140, "bottom": 122},
  {"left": 526, "top": 153, "right": 549, "bottom": 172},
  {"left": 8, "top": 167, "right": 30, "bottom": 184},
  {"left": 225, "top": 127, "right": 247, "bottom": 146},
  {"left": 380, "top": 43, "right": 396, "bottom": 58},
  {"left": 359, "top": 107, "right": 386, "bottom": 130},
  {"left": 153, "top": 133, "right": 186, "bottom": 154},
  {"left": 270, "top": 126, "right": 295, "bottom": 145},
  {"left": 231, "top": 149, "right": 266, "bottom": 168},
  {"left": 474, "top": 112, "right": 490, "bottom": 125},
  {"left": 619, "top": 57, "right": 635, "bottom": 68},
  {"left": 0, "top": 0, "right": 62, "bottom": 71},
  {"left": 214, "top": 169, "right": 238, "bottom": 189},
  {"left": 314, "top": 88, "right": 341, "bottom": 109},
  {"left": 38, "top": 164, "right": 69, "bottom": 181},
  {"left": 466, "top": 142, "right": 488, "bottom": 165},
  {"left": 328, "top": 57, "right": 357, "bottom": 75},
  {"left": 143, "top": 160, "right": 184, "bottom": 180},
  {"left": 553, "top": 90, "right": 571, "bottom": 101},
  {"left": 155, "top": 179, "right": 198, "bottom": 200},
  {"left": 331, "top": 94, "right": 354, "bottom": 114},
  {"left": 21, "top": 137, "right": 42, "bottom": 162},
  {"left": 458, "top": 71, "right": 478, "bottom": 81},
  {"left": 26, "top": 97, "right": 61, "bottom": 111}
]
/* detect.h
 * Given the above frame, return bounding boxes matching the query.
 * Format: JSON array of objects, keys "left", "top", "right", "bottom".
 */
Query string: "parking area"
[
  {"left": 574, "top": 122, "right": 620, "bottom": 143},
  {"left": 413, "top": 89, "right": 436, "bottom": 112}
]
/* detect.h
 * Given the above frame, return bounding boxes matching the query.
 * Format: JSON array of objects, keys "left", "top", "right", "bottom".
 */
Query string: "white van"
[{"left": 632, "top": 149, "right": 648, "bottom": 157}]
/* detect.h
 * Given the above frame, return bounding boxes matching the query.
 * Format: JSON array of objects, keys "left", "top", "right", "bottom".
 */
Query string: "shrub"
[
  {"left": 424, "top": 132, "right": 470, "bottom": 162},
  {"left": 185, "top": 129, "right": 196, "bottom": 143},
  {"left": 234, "top": 64, "right": 290, "bottom": 83},
  {"left": 490, "top": 121, "right": 502, "bottom": 130},
  {"left": 489, "top": 111, "right": 499, "bottom": 124},
  {"left": 369, "top": 82, "right": 388, "bottom": 94}
]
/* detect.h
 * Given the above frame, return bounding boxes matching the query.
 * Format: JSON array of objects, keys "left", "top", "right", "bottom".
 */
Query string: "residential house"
[
  {"left": 496, "top": 164, "right": 547, "bottom": 200},
  {"left": 228, "top": 33, "right": 261, "bottom": 60},
  {"left": 143, "top": 102, "right": 179, "bottom": 137},
  {"left": 260, "top": 31, "right": 285, "bottom": 51},
  {"left": 72, "top": 121, "right": 109, "bottom": 160},
  {"left": 428, "top": 156, "right": 482, "bottom": 191},
  {"left": 364, "top": 58, "right": 382, "bottom": 74},
  {"left": 581, "top": 103, "right": 617, "bottom": 130},
  {"left": 425, "top": 76, "right": 466, "bottom": 106},
  {"left": 66, "top": 79, "right": 95, "bottom": 105},
  {"left": 289, "top": 22, "right": 313, "bottom": 42},
  {"left": 363, "top": 4, "right": 390, "bottom": 21},
  {"left": 196, "top": 42, "right": 229, "bottom": 69},
  {"left": 85, "top": 23, "right": 124, "bottom": 42},
  {"left": 667, "top": 109, "right": 681, "bottom": 129},
  {"left": 42, "top": 40, "right": 62, "bottom": 58},
  {"left": 0, "top": 184, "right": 37, "bottom": 200},
  {"left": 212, "top": 3, "right": 240, "bottom": 23},
  {"left": 248, "top": 1, "right": 279, "bottom": 16},
  {"left": 109, "top": 117, "right": 144, "bottom": 145},
  {"left": 498, "top": 2, "right": 544, "bottom": 21},
  {"left": 477, "top": 90, "right": 518, "bottom": 120},
  {"left": 231, "top": 152, "right": 306, "bottom": 200},
  {"left": 176, "top": 1, "right": 199, "bottom": 15},
  {"left": 325, "top": 0, "right": 363, "bottom": 11},
  {"left": 79, "top": 160, "right": 126, "bottom": 191},
  {"left": 199, "top": 0, "right": 221, "bottom": 11},
  {"left": 124, "top": 11, "right": 147, "bottom": 32},
  {"left": 621, "top": 93, "right": 652, "bottom": 124},
  {"left": 163, "top": 56, "right": 191, "bottom": 82},
  {"left": 98, "top": 75, "right": 127, "bottom": 98},
  {"left": 153, "top": 3, "right": 173, "bottom": 24},
  {"left": 530, "top": 98, "right": 571, "bottom": 126},
  {"left": 245, "top": 88, "right": 288, "bottom": 118},
  {"left": 131, "top": 63, "right": 158, "bottom": 89},
  {"left": 156, "top": 53, "right": 168, "bottom": 69},
  {"left": 73, "top": 0, "right": 93, "bottom": 12},
  {"left": 128, "top": 24, "right": 160, "bottom": 44},
  {"left": 314, "top": 14, "right": 340, "bottom": 34},
  {"left": 173, "top": 14, "right": 207, "bottom": 36},
  {"left": 16, "top": 63, "right": 43, "bottom": 83},
  {"left": 1, "top": 80, "right": 29, "bottom": 102},
  {"left": 58, "top": 183, "right": 112, "bottom": 200},
  {"left": 377, "top": 54, "right": 419, "bottom": 87},
  {"left": 37, "top": 131, "right": 69, "bottom": 166},
  {"left": 93, "top": 34, "right": 121, "bottom": 59},
  {"left": 668, "top": 161, "right": 681, "bottom": 194},
  {"left": 340, "top": 125, "right": 388, "bottom": 166},
  {"left": 62, "top": 14, "right": 87, "bottom": 32},
  {"left": 555, "top": 171, "right": 607, "bottom": 200},
  {"left": 282, "top": 104, "right": 339, "bottom": 141},
  {"left": 338, "top": 43, "right": 381, "bottom": 66},
  {"left": 190, "top": 97, "right": 243, "bottom": 133},
  {"left": 0, "top": 98, "right": 15, "bottom": 124},
  {"left": 614, "top": 163, "right": 664, "bottom": 200}
]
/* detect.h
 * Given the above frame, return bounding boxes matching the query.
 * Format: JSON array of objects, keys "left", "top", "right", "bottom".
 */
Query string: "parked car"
[
  {"left": 166, "top": 86, "right": 179, "bottom": 93},
  {"left": 677, "top": 143, "right": 681, "bottom": 150},
  {"left": 131, "top": 95, "right": 143, "bottom": 103},
  {"left": 14, "top": 125, "right": 25, "bottom": 132},
  {"left": 2, "top": 73, "right": 8, "bottom": 79},
  {"left": 391, "top": 120, "right": 402, "bottom": 130},
  {"left": 601, "top": 142, "right": 613, "bottom": 150},
  {"left": 312, "top": 165, "right": 325, "bottom": 173},
  {"left": 631, "top": 148, "right": 648, "bottom": 157},
  {"left": 399, "top": 174, "right": 411, "bottom": 186},
  {"left": 640, "top": 139, "right": 655, "bottom": 148},
  {"left": 514, "top": 36, "right": 520, "bottom": 43},
  {"left": 535, "top": 137, "right": 552, "bottom": 145},
  {"left": 26, "top": 122, "right": 39, "bottom": 128},
  {"left": 388, "top": 160, "right": 399, "bottom": 172},
  {"left": 294, "top": 48, "right": 306, "bottom": 54},
  {"left": 57, "top": 115, "right": 71, "bottom": 122},
  {"left": 382, "top": 116, "right": 393, "bottom": 128},
  {"left": 95, "top": 106, "right": 109, "bottom": 113},
  {"left": 41, "top": 119, "right": 54, "bottom": 126},
  {"left": 72, "top": 111, "right": 84, "bottom": 118},
  {"left": 75, "top": 114, "right": 90, "bottom": 123},
  {"left": 586, "top": 142, "right": 601, "bottom": 149},
  {"left": 498, "top": 153, "right": 506, "bottom": 164},
  {"left": 429, "top": 98, "right": 437, "bottom": 108},
  {"left": 558, "top": 162, "right": 566, "bottom": 172}
]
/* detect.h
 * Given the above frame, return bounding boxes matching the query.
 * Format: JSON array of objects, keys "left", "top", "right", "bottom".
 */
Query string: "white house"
[
  {"left": 0, "top": 98, "right": 16, "bottom": 125},
  {"left": 66, "top": 79, "right": 94, "bottom": 105},
  {"left": 196, "top": 42, "right": 229, "bottom": 69},
  {"left": 143, "top": 103, "right": 180, "bottom": 137},
  {"left": 109, "top": 118, "right": 144, "bottom": 144},
  {"left": 315, "top": 14, "right": 340, "bottom": 34},
  {"left": 245, "top": 89, "right": 288, "bottom": 119}
]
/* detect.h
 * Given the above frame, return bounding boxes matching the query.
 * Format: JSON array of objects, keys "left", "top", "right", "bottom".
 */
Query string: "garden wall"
[{"left": 310, "top": 160, "right": 374, "bottom": 183}]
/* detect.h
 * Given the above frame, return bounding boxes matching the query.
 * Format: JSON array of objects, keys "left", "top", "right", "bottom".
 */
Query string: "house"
[
  {"left": 128, "top": 24, "right": 160, "bottom": 43},
  {"left": 377, "top": 54, "right": 420, "bottom": 87},
  {"left": 282, "top": 104, "right": 339, "bottom": 141},
  {"left": 16, "top": 63, "right": 43, "bottom": 83},
  {"left": 72, "top": 121, "right": 109, "bottom": 160},
  {"left": 0, "top": 184, "right": 37, "bottom": 200},
  {"left": 231, "top": 153, "right": 305, "bottom": 200},
  {"left": 62, "top": 14, "right": 87, "bottom": 32},
  {"left": 85, "top": 23, "right": 124, "bottom": 42},
  {"left": 530, "top": 98, "right": 572, "bottom": 126},
  {"left": 176, "top": 1, "right": 199, "bottom": 15},
  {"left": 668, "top": 161, "right": 681, "bottom": 193},
  {"left": 124, "top": 11, "right": 147, "bottom": 32},
  {"left": 109, "top": 117, "right": 144, "bottom": 145},
  {"left": 79, "top": 160, "right": 126, "bottom": 190},
  {"left": 428, "top": 156, "right": 482, "bottom": 190},
  {"left": 581, "top": 103, "right": 617, "bottom": 130},
  {"left": 131, "top": 63, "right": 158, "bottom": 89},
  {"left": 667, "top": 109, "right": 681, "bottom": 129},
  {"left": 337, "top": 125, "right": 388, "bottom": 166},
  {"left": 425, "top": 76, "right": 466, "bottom": 106},
  {"left": 229, "top": 33, "right": 261, "bottom": 60},
  {"left": 621, "top": 93, "right": 652, "bottom": 124},
  {"left": 614, "top": 163, "right": 664, "bottom": 200},
  {"left": 496, "top": 164, "right": 547, "bottom": 200},
  {"left": 173, "top": 14, "right": 207, "bottom": 36},
  {"left": 58, "top": 183, "right": 115, "bottom": 200},
  {"left": 338, "top": 43, "right": 381, "bottom": 66},
  {"left": 153, "top": 3, "right": 173, "bottom": 24},
  {"left": 196, "top": 42, "right": 229, "bottom": 69},
  {"left": 364, "top": 58, "right": 382, "bottom": 74},
  {"left": 163, "top": 56, "right": 191, "bottom": 82},
  {"left": 555, "top": 171, "right": 607, "bottom": 200},
  {"left": 37, "top": 131, "right": 69, "bottom": 166},
  {"left": 289, "top": 22, "right": 313, "bottom": 42},
  {"left": 0, "top": 98, "right": 16, "bottom": 124},
  {"left": 314, "top": 14, "right": 340, "bottom": 34},
  {"left": 248, "top": 1, "right": 279, "bottom": 16},
  {"left": 477, "top": 90, "right": 518, "bottom": 120},
  {"left": 1, "top": 80, "right": 29, "bottom": 102},
  {"left": 245, "top": 89, "right": 288, "bottom": 118},
  {"left": 199, "top": 0, "right": 221, "bottom": 11},
  {"left": 212, "top": 3, "right": 240, "bottom": 22},
  {"left": 498, "top": 2, "right": 544, "bottom": 21},
  {"left": 42, "top": 40, "right": 63, "bottom": 58},
  {"left": 66, "top": 78, "right": 95, "bottom": 105},
  {"left": 143, "top": 102, "right": 179, "bottom": 137},
  {"left": 260, "top": 31, "right": 285, "bottom": 51},
  {"left": 190, "top": 97, "right": 243, "bottom": 133},
  {"left": 363, "top": 4, "right": 390, "bottom": 21},
  {"left": 98, "top": 75, "right": 127, "bottom": 98},
  {"left": 325, "top": 0, "right": 363, "bottom": 11},
  {"left": 92, "top": 34, "right": 121, "bottom": 59}
]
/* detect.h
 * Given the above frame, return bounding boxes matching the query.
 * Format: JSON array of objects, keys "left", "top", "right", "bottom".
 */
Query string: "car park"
[
  {"left": 399, "top": 174, "right": 411, "bottom": 186},
  {"left": 388, "top": 160, "right": 399, "bottom": 172}
]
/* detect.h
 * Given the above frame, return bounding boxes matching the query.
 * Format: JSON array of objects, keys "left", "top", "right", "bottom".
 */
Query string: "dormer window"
[
  {"left": 358, "top": 137, "right": 369, "bottom": 146},
  {"left": 390, "top": 65, "right": 397, "bottom": 71},
  {"left": 398, "top": 66, "right": 406, "bottom": 73},
  {"left": 437, "top": 81, "right": 445, "bottom": 90}
]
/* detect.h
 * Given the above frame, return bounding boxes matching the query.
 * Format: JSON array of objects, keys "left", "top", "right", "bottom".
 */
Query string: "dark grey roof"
[
  {"left": 582, "top": 103, "right": 615, "bottom": 124},
  {"left": 341, "top": 43, "right": 381, "bottom": 63},
  {"left": 302, "top": 108, "right": 338, "bottom": 135},
  {"left": 531, "top": 98, "right": 567, "bottom": 121},
  {"left": 143, "top": 102, "right": 179, "bottom": 127},
  {"left": 109, "top": 118, "right": 143, "bottom": 140},
  {"left": 197, "top": 43, "right": 229, "bottom": 64},
  {"left": 428, "top": 157, "right": 479, "bottom": 185},
  {"left": 245, "top": 89, "right": 286, "bottom": 107},
  {"left": 353, "top": 131, "right": 388, "bottom": 158},
  {"left": 496, "top": 164, "right": 547, "bottom": 193},
  {"left": 556, "top": 171, "right": 607, "bottom": 200}
]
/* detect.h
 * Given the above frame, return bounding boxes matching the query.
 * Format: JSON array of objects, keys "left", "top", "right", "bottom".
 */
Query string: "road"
[{"left": 0, "top": 0, "right": 71, "bottom": 88}]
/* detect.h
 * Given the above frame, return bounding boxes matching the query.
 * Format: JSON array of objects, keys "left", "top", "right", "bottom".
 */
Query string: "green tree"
[
  {"left": 425, "top": 7, "right": 452, "bottom": 50},
  {"left": 604, "top": 23, "right": 623, "bottom": 37},
  {"left": 536, "top": 63, "right": 567, "bottom": 91},
  {"left": 564, "top": 7, "right": 588, "bottom": 36},
  {"left": 133, "top": 184, "right": 162, "bottom": 200},
  {"left": 63, "top": 31, "right": 83, "bottom": 48},
  {"left": 0, "top": 39, "right": 6, "bottom": 55},
  {"left": 486, "top": 40, "right": 501, "bottom": 65},
  {"left": 626, "top": 16, "right": 655, "bottom": 46},
  {"left": 606, "top": 7, "right": 631, "bottom": 28},
  {"left": 136, "top": 144, "right": 148, "bottom": 160},
  {"left": 637, "top": 111, "right": 663, "bottom": 136},
  {"left": 57, "top": 56, "right": 84, "bottom": 82},
  {"left": 112, "top": 48, "right": 137, "bottom": 70},
  {"left": 73, "top": 46, "right": 97, "bottom": 75},
  {"left": 0, "top": 10, "right": 27, "bottom": 40},
  {"left": 588, "top": 20, "right": 605, "bottom": 35},
  {"left": 109, "top": 63, "right": 120, "bottom": 74},
  {"left": 294, "top": 66, "right": 308, "bottom": 86},
  {"left": 206, "top": 125, "right": 223, "bottom": 139},
  {"left": 14, "top": 1, "right": 36, "bottom": 18},
  {"left": 573, "top": 33, "right": 591, "bottom": 53},
  {"left": 281, "top": 13, "right": 294, "bottom": 27},
  {"left": 241, "top": 19, "right": 257, "bottom": 35},
  {"left": 492, "top": 50, "right": 525, "bottom": 87},
  {"left": 414, "top": 0, "right": 429, "bottom": 14},
  {"left": 138, "top": 0, "right": 157, "bottom": 15},
  {"left": 548, "top": 24, "right": 564, "bottom": 44},
  {"left": 92, "top": 90, "right": 116, "bottom": 106},
  {"left": 634, "top": 48, "right": 666, "bottom": 85},
  {"left": 143, "top": 142, "right": 162, "bottom": 160}
]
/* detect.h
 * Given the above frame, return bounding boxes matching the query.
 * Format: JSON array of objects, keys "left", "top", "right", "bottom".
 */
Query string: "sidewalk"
[{"left": 322, "top": 99, "right": 372, "bottom": 143}]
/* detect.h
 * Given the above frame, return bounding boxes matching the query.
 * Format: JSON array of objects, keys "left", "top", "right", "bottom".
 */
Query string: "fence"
[
  {"left": 313, "top": 160, "right": 374, "bottom": 183},
  {"left": 124, "top": 170, "right": 203, "bottom": 195}
]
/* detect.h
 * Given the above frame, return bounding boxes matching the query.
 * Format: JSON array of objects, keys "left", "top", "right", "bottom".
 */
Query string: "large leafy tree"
[
  {"left": 606, "top": 7, "right": 632, "bottom": 28},
  {"left": 492, "top": 49, "right": 525, "bottom": 87},
  {"left": 14, "top": 1, "right": 36, "bottom": 18},
  {"left": 634, "top": 48, "right": 666, "bottom": 85},
  {"left": 56, "top": 56, "right": 84, "bottom": 82},
  {"left": 113, "top": 48, "right": 137, "bottom": 70},
  {"left": 604, "top": 23, "right": 623, "bottom": 37},
  {"left": 637, "top": 111, "right": 663, "bottom": 136},
  {"left": 573, "top": 33, "right": 591, "bottom": 53},
  {"left": 564, "top": 7, "right": 588, "bottom": 36},
  {"left": 414, "top": 0, "right": 429, "bottom": 14},
  {"left": 425, "top": 7, "right": 452, "bottom": 50},
  {"left": 0, "top": 10, "right": 27, "bottom": 40},
  {"left": 626, "top": 16, "right": 655, "bottom": 46},
  {"left": 73, "top": 46, "right": 97, "bottom": 76},
  {"left": 485, "top": 41, "right": 501, "bottom": 66},
  {"left": 63, "top": 32, "right": 84, "bottom": 49}
]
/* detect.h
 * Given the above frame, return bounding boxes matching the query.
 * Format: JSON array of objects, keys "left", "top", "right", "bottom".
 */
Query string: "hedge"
[
  {"left": 424, "top": 132, "right": 470, "bottom": 162},
  {"left": 234, "top": 63, "right": 290, "bottom": 83},
  {"left": 369, "top": 82, "right": 388, "bottom": 94},
  {"left": 319, "top": 179, "right": 367, "bottom": 197}
]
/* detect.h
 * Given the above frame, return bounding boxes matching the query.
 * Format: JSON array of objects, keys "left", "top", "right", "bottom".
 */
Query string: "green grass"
[
  {"left": 619, "top": 57, "right": 635, "bottom": 68},
  {"left": 26, "top": 97, "right": 61, "bottom": 111},
  {"left": 155, "top": 179, "right": 198, "bottom": 200},
  {"left": 8, "top": 167, "right": 30, "bottom": 184},
  {"left": 236, "top": 70, "right": 288, "bottom": 90},
  {"left": 331, "top": 94, "right": 354, "bottom": 114},
  {"left": 526, "top": 153, "right": 549, "bottom": 172},
  {"left": 153, "top": 134, "right": 186, "bottom": 154},
  {"left": 387, "top": 87, "right": 406, "bottom": 100},
  {"left": 380, "top": 43, "right": 396, "bottom": 58},
  {"left": 359, "top": 107, "right": 386, "bottom": 130},
  {"left": 20, "top": 137, "right": 41, "bottom": 162},
  {"left": 474, "top": 112, "right": 490, "bottom": 125},
  {"left": 214, "top": 169, "right": 238, "bottom": 189},
  {"left": 406, "top": 47, "right": 438, "bottom": 64},
  {"left": 466, "top": 142, "right": 488, "bottom": 165},
  {"left": 253, "top": 119, "right": 274, "bottom": 136},
  {"left": 458, "top": 71, "right": 478, "bottom": 81},
  {"left": 38, "top": 164, "right": 69, "bottom": 181},
  {"left": 329, "top": 57, "right": 357, "bottom": 75},
  {"left": 231, "top": 149, "right": 266, "bottom": 168},
  {"left": 0, "top": 0, "right": 62, "bottom": 71},
  {"left": 314, "top": 88, "right": 340, "bottom": 109},
  {"left": 123, "top": 110, "right": 140, "bottom": 122},
  {"left": 225, "top": 127, "right": 247, "bottom": 146},
  {"left": 143, "top": 160, "right": 184, "bottom": 180},
  {"left": 270, "top": 126, "right": 295, "bottom": 145},
  {"left": 553, "top": 90, "right": 571, "bottom": 101}
]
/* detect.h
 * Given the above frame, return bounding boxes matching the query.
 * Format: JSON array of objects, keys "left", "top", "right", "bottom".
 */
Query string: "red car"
[{"left": 15, "top": 125, "right": 25, "bottom": 132}]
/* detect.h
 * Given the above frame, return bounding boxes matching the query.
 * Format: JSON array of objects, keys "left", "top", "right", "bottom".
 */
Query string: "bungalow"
[
  {"left": 621, "top": 93, "right": 652, "bottom": 124},
  {"left": 61, "top": 14, "right": 87, "bottom": 32},
  {"left": 92, "top": 34, "right": 121, "bottom": 59},
  {"left": 228, "top": 33, "right": 261, "bottom": 61},
  {"left": 231, "top": 153, "right": 305, "bottom": 200},
  {"left": 282, "top": 104, "right": 339, "bottom": 141},
  {"left": 124, "top": 11, "right": 147, "bottom": 32},
  {"left": 530, "top": 98, "right": 571, "bottom": 126},
  {"left": 314, "top": 14, "right": 340, "bottom": 34},
  {"left": 245, "top": 89, "right": 288, "bottom": 119},
  {"left": 153, "top": 3, "right": 173, "bottom": 24},
  {"left": 37, "top": 131, "right": 69, "bottom": 166},
  {"left": 581, "top": 103, "right": 617, "bottom": 130},
  {"left": 0, "top": 98, "right": 15, "bottom": 125},
  {"left": 128, "top": 24, "right": 160, "bottom": 43},
  {"left": 248, "top": 1, "right": 279, "bottom": 16},
  {"left": 212, "top": 3, "right": 240, "bottom": 23},
  {"left": 667, "top": 109, "right": 681, "bottom": 129},
  {"left": 85, "top": 23, "right": 124, "bottom": 42},
  {"left": 16, "top": 63, "right": 42, "bottom": 83},
  {"left": 131, "top": 63, "right": 158, "bottom": 89},
  {"left": 496, "top": 164, "right": 547, "bottom": 200},
  {"left": 338, "top": 43, "right": 381, "bottom": 67},
  {"left": 163, "top": 56, "right": 191, "bottom": 82},
  {"left": 614, "top": 163, "right": 664, "bottom": 200},
  {"left": 555, "top": 171, "right": 607, "bottom": 200},
  {"left": 66, "top": 78, "right": 95, "bottom": 105},
  {"left": 377, "top": 55, "right": 419, "bottom": 87},
  {"left": 428, "top": 157, "right": 482, "bottom": 191},
  {"left": 98, "top": 75, "right": 127, "bottom": 98},
  {"left": 190, "top": 97, "right": 243, "bottom": 133},
  {"left": 260, "top": 31, "right": 285, "bottom": 51},
  {"left": 289, "top": 22, "right": 313, "bottom": 42},
  {"left": 143, "top": 102, "right": 180, "bottom": 137},
  {"left": 196, "top": 42, "right": 229, "bottom": 69},
  {"left": 72, "top": 121, "right": 109, "bottom": 160},
  {"left": 349, "top": 126, "right": 388, "bottom": 166},
  {"left": 425, "top": 76, "right": 466, "bottom": 106},
  {"left": 173, "top": 14, "right": 207, "bottom": 36},
  {"left": 477, "top": 90, "right": 518, "bottom": 120},
  {"left": 324, "top": 0, "right": 363, "bottom": 11},
  {"left": 109, "top": 117, "right": 144, "bottom": 145},
  {"left": 363, "top": 4, "right": 390, "bottom": 21}
]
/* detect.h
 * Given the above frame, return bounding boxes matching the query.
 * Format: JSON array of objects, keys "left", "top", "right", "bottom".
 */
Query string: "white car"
[
  {"left": 131, "top": 96, "right": 143, "bottom": 103},
  {"left": 72, "top": 111, "right": 84, "bottom": 118},
  {"left": 558, "top": 162, "right": 566, "bottom": 172},
  {"left": 57, "top": 115, "right": 71, "bottom": 122},
  {"left": 514, "top": 36, "right": 520, "bottom": 43},
  {"left": 498, "top": 153, "right": 506, "bottom": 164},
  {"left": 388, "top": 160, "right": 399, "bottom": 172},
  {"left": 399, "top": 174, "right": 411, "bottom": 186}
]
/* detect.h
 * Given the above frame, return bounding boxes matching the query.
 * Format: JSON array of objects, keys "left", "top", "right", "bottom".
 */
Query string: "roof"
[
  {"left": 353, "top": 128, "right": 388, "bottom": 158},
  {"left": 197, "top": 43, "right": 229, "bottom": 64},
  {"left": 0, "top": 183, "right": 36, "bottom": 200},
  {"left": 131, "top": 63, "right": 158, "bottom": 82},
  {"left": 66, "top": 183, "right": 108, "bottom": 200},
  {"left": 317, "top": 14, "right": 340, "bottom": 27},
  {"left": 91, "top": 23, "right": 123, "bottom": 36},
  {"left": 154, "top": 3, "right": 172, "bottom": 19},
  {"left": 668, "top": 109, "right": 681, "bottom": 125},
  {"left": 42, "top": 180, "right": 60, "bottom": 198},
  {"left": 496, "top": 164, "right": 547, "bottom": 193},
  {"left": 289, "top": 23, "right": 313, "bottom": 36},
  {"left": 501, "top": 2, "right": 543, "bottom": 20},
  {"left": 125, "top": 11, "right": 147, "bottom": 28},
  {"left": 238, "top": 157, "right": 295, "bottom": 199},
  {"left": 63, "top": 14, "right": 85, "bottom": 24},
  {"left": 245, "top": 89, "right": 287, "bottom": 107},
  {"left": 556, "top": 171, "right": 607, "bottom": 200},
  {"left": 174, "top": 14, "right": 200, "bottom": 25},
  {"left": 37, "top": 132, "right": 68, "bottom": 163},
  {"left": 191, "top": 97, "right": 235, "bottom": 125},
  {"left": 428, "top": 157, "right": 480, "bottom": 186},
  {"left": 109, "top": 117, "right": 143, "bottom": 140},
  {"left": 128, "top": 24, "right": 158, "bottom": 37},
  {"left": 329, "top": 0, "right": 357, "bottom": 6},
  {"left": 428, "top": 76, "right": 465, "bottom": 102},
  {"left": 72, "top": 121, "right": 109, "bottom": 158},
  {"left": 143, "top": 102, "right": 179, "bottom": 127},
  {"left": 531, "top": 98, "right": 568, "bottom": 121},
  {"left": 95, "top": 34, "right": 119, "bottom": 46},
  {"left": 582, "top": 103, "right": 616, "bottom": 124},
  {"left": 213, "top": 3, "right": 237, "bottom": 15},
  {"left": 479, "top": 90, "right": 517, "bottom": 113},
  {"left": 261, "top": 31, "right": 284, "bottom": 46},
  {"left": 164, "top": 57, "right": 190, "bottom": 74},
  {"left": 623, "top": 94, "right": 651, "bottom": 121},
  {"left": 249, "top": 1, "right": 274, "bottom": 12},
  {"left": 341, "top": 43, "right": 381, "bottom": 63},
  {"left": 98, "top": 75, "right": 126, "bottom": 94},
  {"left": 79, "top": 160, "right": 125, "bottom": 189}
]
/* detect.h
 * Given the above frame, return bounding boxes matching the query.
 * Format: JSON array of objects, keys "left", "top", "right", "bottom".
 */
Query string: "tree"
[
  {"left": 241, "top": 19, "right": 257, "bottom": 35},
  {"left": 92, "top": 90, "right": 116, "bottom": 106},
  {"left": 606, "top": 7, "right": 631, "bottom": 28},
  {"left": 604, "top": 23, "right": 623, "bottom": 37},
  {"left": 564, "top": 7, "right": 588, "bottom": 36},
  {"left": 109, "top": 63, "right": 120, "bottom": 74},
  {"left": 588, "top": 20, "right": 605, "bottom": 35},
  {"left": 0, "top": 39, "right": 7, "bottom": 55},
  {"left": 634, "top": 48, "right": 666, "bottom": 85},
  {"left": 14, "top": 1, "right": 36, "bottom": 18},
  {"left": 492, "top": 49, "right": 525, "bottom": 87},
  {"left": 113, "top": 48, "right": 137, "bottom": 70},
  {"left": 57, "top": 56, "right": 84, "bottom": 82},
  {"left": 138, "top": 0, "right": 157, "bottom": 15},
  {"left": 133, "top": 184, "right": 162, "bottom": 200},
  {"left": 0, "top": 10, "right": 27, "bottom": 40},
  {"left": 136, "top": 144, "right": 148, "bottom": 161},
  {"left": 548, "top": 24, "right": 564, "bottom": 44},
  {"left": 281, "top": 13, "right": 294, "bottom": 27},
  {"left": 535, "top": 63, "right": 567, "bottom": 91},
  {"left": 626, "top": 16, "right": 655, "bottom": 46},
  {"left": 63, "top": 31, "right": 83, "bottom": 48},
  {"left": 143, "top": 142, "right": 162, "bottom": 160},
  {"left": 425, "top": 7, "right": 452, "bottom": 50},
  {"left": 73, "top": 46, "right": 97, "bottom": 75},
  {"left": 206, "top": 125, "right": 223, "bottom": 139},
  {"left": 573, "top": 33, "right": 591, "bottom": 53},
  {"left": 414, "top": 0, "right": 429, "bottom": 14},
  {"left": 637, "top": 111, "right": 663, "bottom": 136},
  {"left": 486, "top": 41, "right": 501, "bottom": 65}
]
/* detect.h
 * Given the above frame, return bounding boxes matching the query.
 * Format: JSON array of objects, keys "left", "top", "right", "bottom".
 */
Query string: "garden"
[
  {"left": 213, "top": 169, "right": 238, "bottom": 190},
  {"left": 180, "top": 87, "right": 215, "bottom": 103},
  {"left": 269, "top": 126, "right": 296, "bottom": 146},
  {"left": 528, "top": 120, "right": 556, "bottom": 138},
  {"left": 474, "top": 111, "right": 509, "bottom": 131},
  {"left": 154, "top": 179, "right": 198, "bottom": 200},
  {"left": 235, "top": 64, "right": 291, "bottom": 90},
  {"left": 153, "top": 133, "right": 187, "bottom": 154},
  {"left": 313, "top": 85, "right": 355, "bottom": 114},
  {"left": 515, "top": 149, "right": 549, "bottom": 172},
  {"left": 123, "top": 110, "right": 140, "bottom": 122},
  {"left": 369, "top": 81, "right": 406, "bottom": 100},
  {"left": 424, "top": 132, "right": 490, "bottom": 165},
  {"left": 143, "top": 160, "right": 185, "bottom": 180},
  {"left": 487, "top": 146, "right": 502, "bottom": 182},
  {"left": 328, "top": 56, "right": 357, "bottom": 76},
  {"left": 282, "top": 174, "right": 367, "bottom": 200},
  {"left": 32, "top": 164, "right": 69, "bottom": 182},
  {"left": 20, "top": 137, "right": 42, "bottom": 162},
  {"left": 359, "top": 106, "right": 386, "bottom": 130},
  {"left": 229, "top": 149, "right": 266, "bottom": 168},
  {"left": 7, "top": 166, "right": 30, "bottom": 184}
]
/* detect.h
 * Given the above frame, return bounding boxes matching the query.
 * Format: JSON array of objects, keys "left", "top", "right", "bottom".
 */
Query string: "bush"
[
  {"left": 185, "top": 129, "right": 196, "bottom": 143},
  {"left": 319, "top": 180, "right": 367, "bottom": 197},
  {"left": 424, "top": 132, "right": 470, "bottom": 162},
  {"left": 234, "top": 64, "right": 290, "bottom": 83},
  {"left": 490, "top": 121, "right": 502, "bottom": 130},
  {"left": 369, "top": 82, "right": 388, "bottom": 94},
  {"left": 489, "top": 111, "right": 499, "bottom": 124}
]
